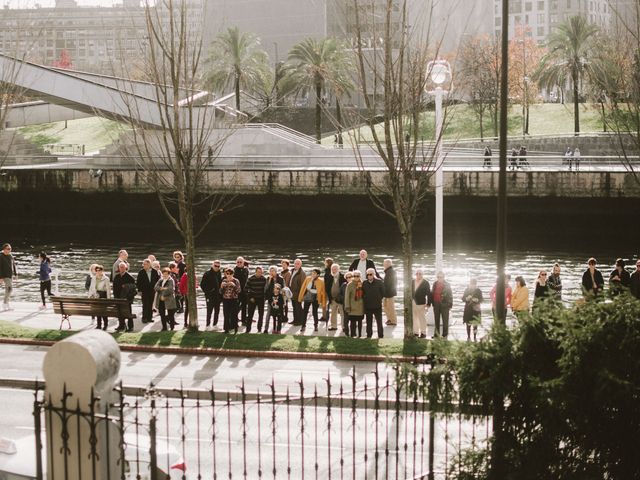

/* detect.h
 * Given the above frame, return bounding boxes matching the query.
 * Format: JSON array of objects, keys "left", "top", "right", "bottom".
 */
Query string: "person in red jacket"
[{"left": 178, "top": 265, "right": 197, "bottom": 328}]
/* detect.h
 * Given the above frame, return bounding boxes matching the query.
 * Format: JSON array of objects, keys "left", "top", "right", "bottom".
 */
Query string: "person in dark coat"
[
  {"left": 462, "top": 278, "right": 483, "bottom": 342},
  {"left": 289, "top": 258, "right": 306, "bottom": 326},
  {"left": 348, "top": 249, "right": 379, "bottom": 278},
  {"left": 154, "top": 268, "right": 177, "bottom": 331},
  {"left": 266, "top": 283, "right": 286, "bottom": 334},
  {"left": 220, "top": 267, "right": 241, "bottom": 334},
  {"left": 339, "top": 271, "right": 353, "bottom": 335},
  {"left": 533, "top": 270, "right": 550, "bottom": 313},
  {"left": 412, "top": 269, "right": 431, "bottom": 338},
  {"left": 362, "top": 268, "right": 385, "bottom": 338},
  {"left": 200, "top": 260, "right": 222, "bottom": 327},
  {"left": 264, "top": 265, "right": 285, "bottom": 325},
  {"left": 581, "top": 257, "right": 605, "bottom": 299},
  {"left": 382, "top": 259, "right": 397, "bottom": 325},
  {"left": 630, "top": 260, "right": 640, "bottom": 300},
  {"left": 547, "top": 263, "right": 563, "bottom": 302},
  {"left": 322, "top": 257, "right": 334, "bottom": 321},
  {"left": 172, "top": 251, "right": 186, "bottom": 313},
  {"left": 113, "top": 262, "right": 136, "bottom": 332},
  {"left": 483, "top": 146, "right": 492, "bottom": 167},
  {"left": 609, "top": 258, "right": 631, "bottom": 296},
  {"left": 245, "top": 266, "right": 267, "bottom": 333},
  {"left": 234, "top": 256, "right": 249, "bottom": 325},
  {"left": 429, "top": 271, "right": 453, "bottom": 339},
  {"left": 136, "top": 259, "right": 160, "bottom": 324}
]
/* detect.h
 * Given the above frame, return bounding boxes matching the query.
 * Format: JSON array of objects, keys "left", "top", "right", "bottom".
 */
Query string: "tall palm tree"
[
  {"left": 206, "top": 26, "right": 269, "bottom": 111},
  {"left": 287, "top": 37, "right": 353, "bottom": 143},
  {"left": 534, "top": 16, "right": 599, "bottom": 134}
]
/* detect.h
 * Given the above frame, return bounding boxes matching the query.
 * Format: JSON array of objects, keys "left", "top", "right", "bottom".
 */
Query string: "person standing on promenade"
[
  {"left": 581, "top": 257, "right": 605, "bottom": 299},
  {"left": 547, "top": 263, "right": 563, "bottom": 302},
  {"left": 246, "top": 266, "right": 267, "bottom": 333},
  {"left": 533, "top": 270, "right": 550, "bottom": 313},
  {"left": 511, "top": 276, "right": 530, "bottom": 320},
  {"left": 266, "top": 283, "right": 285, "bottom": 334},
  {"left": 362, "top": 267, "right": 385, "bottom": 338},
  {"left": 234, "top": 256, "right": 249, "bottom": 325},
  {"left": 220, "top": 267, "right": 241, "bottom": 334},
  {"left": 0, "top": 244, "right": 17, "bottom": 311},
  {"left": 490, "top": 274, "right": 512, "bottom": 320},
  {"left": 630, "top": 260, "right": 640, "bottom": 300},
  {"left": 511, "top": 275, "right": 529, "bottom": 319},
  {"left": 37, "top": 252, "right": 52, "bottom": 310},
  {"left": 326, "top": 263, "right": 346, "bottom": 332},
  {"left": 412, "top": 269, "right": 430, "bottom": 338},
  {"left": 264, "top": 266, "right": 284, "bottom": 331},
  {"left": 462, "top": 278, "right": 483, "bottom": 342},
  {"left": 609, "top": 258, "right": 631, "bottom": 296},
  {"left": 137, "top": 259, "right": 159, "bottom": 324},
  {"left": 113, "top": 262, "right": 136, "bottom": 332},
  {"left": 89, "top": 264, "right": 111, "bottom": 330},
  {"left": 200, "top": 260, "right": 222, "bottom": 328},
  {"left": 573, "top": 147, "right": 581, "bottom": 171},
  {"left": 111, "top": 250, "right": 128, "bottom": 281},
  {"left": 280, "top": 259, "right": 292, "bottom": 322},
  {"left": 382, "top": 259, "right": 398, "bottom": 326},
  {"left": 429, "top": 271, "right": 453, "bottom": 339},
  {"left": 154, "top": 267, "right": 177, "bottom": 331},
  {"left": 173, "top": 251, "right": 186, "bottom": 313},
  {"left": 344, "top": 270, "right": 365, "bottom": 337},
  {"left": 178, "top": 265, "right": 194, "bottom": 328},
  {"left": 340, "top": 271, "right": 353, "bottom": 335},
  {"left": 322, "top": 258, "right": 334, "bottom": 321},
  {"left": 349, "top": 249, "right": 378, "bottom": 278},
  {"left": 289, "top": 259, "right": 306, "bottom": 326},
  {"left": 298, "top": 268, "right": 326, "bottom": 333},
  {"left": 483, "top": 146, "right": 492, "bottom": 168}
]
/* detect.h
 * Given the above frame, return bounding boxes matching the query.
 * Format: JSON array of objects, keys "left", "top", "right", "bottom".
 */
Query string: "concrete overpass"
[{"left": 0, "top": 52, "right": 242, "bottom": 129}]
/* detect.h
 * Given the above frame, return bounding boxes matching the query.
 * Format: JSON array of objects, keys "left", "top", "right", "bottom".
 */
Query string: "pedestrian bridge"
[{"left": 0, "top": 52, "right": 243, "bottom": 129}]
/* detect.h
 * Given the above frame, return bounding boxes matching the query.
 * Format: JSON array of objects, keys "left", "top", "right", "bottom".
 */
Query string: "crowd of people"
[{"left": 1, "top": 243, "right": 639, "bottom": 341}]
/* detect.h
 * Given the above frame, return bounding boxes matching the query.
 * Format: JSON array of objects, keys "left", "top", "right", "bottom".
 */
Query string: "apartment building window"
[
  {"left": 510, "top": 0, "right": 523, "bottom": 13},
  {"left": 538, "top": 26, "right": 545, "bottom": 35},
  {"left": 538, "top": 13, "right": 545, "bottom": 22},
  {"left": 495, "top": 17, "right": 501, "bottom": 26},
  {"left": 566, "top": 0, "right": 571, "bottom": 7},
  {"left": 525, "top": 2, "right": 532, "bottom": 11}
]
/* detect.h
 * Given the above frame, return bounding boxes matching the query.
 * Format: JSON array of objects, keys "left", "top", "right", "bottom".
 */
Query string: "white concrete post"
[{"left": 42, "top": 329, "right": 122, "bottom": 480}]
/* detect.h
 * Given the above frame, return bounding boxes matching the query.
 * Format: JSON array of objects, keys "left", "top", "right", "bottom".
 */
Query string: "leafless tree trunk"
[
  {"left": 117, "top": 0, "right": 240, "bottom": 330},
  {"left": 348, "top": 0, "right": 446, "bottom": 338}
]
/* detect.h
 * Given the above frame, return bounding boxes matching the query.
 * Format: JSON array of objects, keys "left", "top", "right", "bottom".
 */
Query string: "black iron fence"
[{"left": 32, "top": 367, "right": 491, "bottom": 480}]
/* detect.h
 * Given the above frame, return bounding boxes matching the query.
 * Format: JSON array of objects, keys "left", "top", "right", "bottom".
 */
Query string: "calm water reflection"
[{"left": 8, "top": 242, "right": 636, "bottom": 321}]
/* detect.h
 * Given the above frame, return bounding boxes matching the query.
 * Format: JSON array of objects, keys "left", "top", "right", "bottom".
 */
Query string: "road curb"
[{"left": 0, "top": 337, "right": 427, "bottom": 364}]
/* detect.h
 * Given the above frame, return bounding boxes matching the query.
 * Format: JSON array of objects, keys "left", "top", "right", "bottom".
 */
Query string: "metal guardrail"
[{"left": 27, "top": 366, "right": 491, "bottom": 480}]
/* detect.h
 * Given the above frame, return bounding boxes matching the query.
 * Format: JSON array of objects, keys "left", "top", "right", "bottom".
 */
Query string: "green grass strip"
[{"left": 0, "top": 320, "right": 460, "bottom": 358}]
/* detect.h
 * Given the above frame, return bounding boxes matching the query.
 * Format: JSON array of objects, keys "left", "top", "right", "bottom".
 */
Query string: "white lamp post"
[{"left": 427, "top": 60, "right": 451, "bottom": 273}]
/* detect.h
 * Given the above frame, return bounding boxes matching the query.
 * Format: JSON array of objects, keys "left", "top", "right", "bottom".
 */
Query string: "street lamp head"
[{"left": 427, "top": 60, "right": 451, "bottom": 86}]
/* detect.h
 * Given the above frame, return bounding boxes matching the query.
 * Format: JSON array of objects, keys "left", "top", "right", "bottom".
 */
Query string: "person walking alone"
[{"left": 37, "top": 252, "right": 52, "bottom": 310}]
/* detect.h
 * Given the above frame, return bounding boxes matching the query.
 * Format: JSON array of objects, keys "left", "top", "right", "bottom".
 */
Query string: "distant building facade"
[
  {"left": 0, "top": 0, "right": 204, "bottom": 75},
  {"left": 494, "top": 0, "right": 613, "bottom": 41}
]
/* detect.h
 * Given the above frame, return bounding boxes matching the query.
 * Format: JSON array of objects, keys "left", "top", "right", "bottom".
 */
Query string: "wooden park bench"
[{"left": 51, "top": 296, "right": 136, "bottom": 330}]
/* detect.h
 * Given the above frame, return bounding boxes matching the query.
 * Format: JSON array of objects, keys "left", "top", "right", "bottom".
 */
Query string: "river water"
[{"left": 7, "top": 240, "right": 635, "bottom": 322}]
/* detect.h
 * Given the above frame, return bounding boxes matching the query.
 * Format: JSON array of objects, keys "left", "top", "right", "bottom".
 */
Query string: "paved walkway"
[{"left": 0, "top": 300, "right": 490, "bottom": 341}]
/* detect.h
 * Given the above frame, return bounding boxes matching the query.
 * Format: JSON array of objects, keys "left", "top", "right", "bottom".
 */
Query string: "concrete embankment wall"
[
  {"left": 2, "top": 168, "right": 640, "bottom": 197},
  {"left": 1, "top": 168, "right": 639, "bottom": 248}
]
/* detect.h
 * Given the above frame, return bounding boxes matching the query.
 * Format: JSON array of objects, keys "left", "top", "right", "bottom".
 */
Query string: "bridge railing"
[{"left": 1, "top": 154, "right": 639, "bottom": 171}]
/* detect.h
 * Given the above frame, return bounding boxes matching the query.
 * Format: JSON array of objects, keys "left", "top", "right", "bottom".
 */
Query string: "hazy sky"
[{"left": 5, "top": 0, "right": 120, "bottom": 7}]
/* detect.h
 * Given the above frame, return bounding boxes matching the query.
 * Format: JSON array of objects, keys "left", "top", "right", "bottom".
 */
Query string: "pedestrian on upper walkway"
[{"left": 483, "top": 146, "right": 492, "bottom": 168}]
